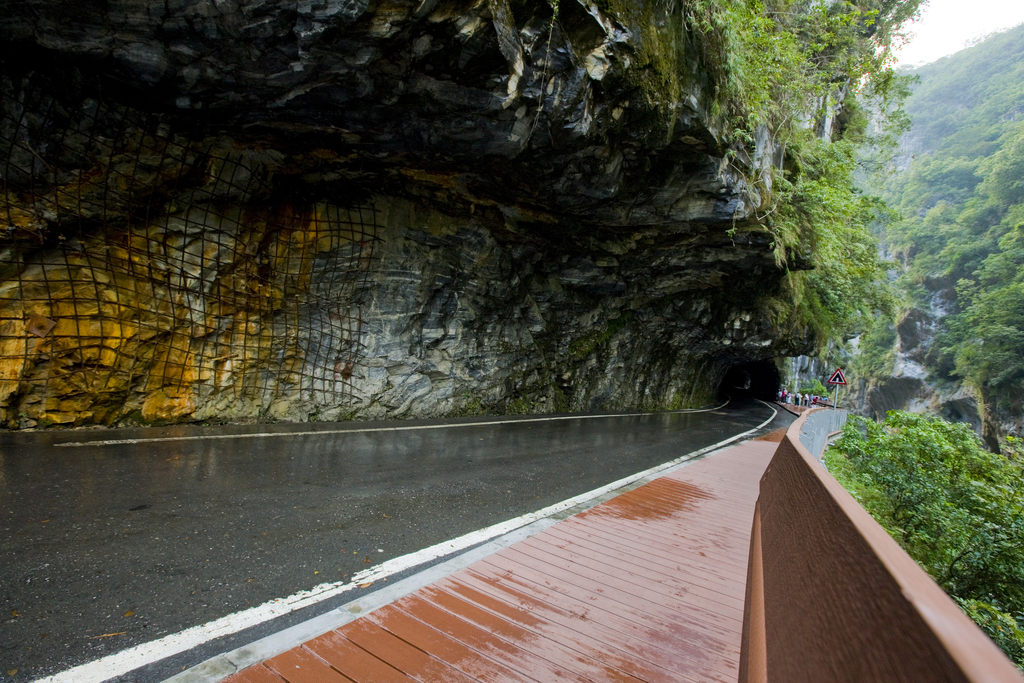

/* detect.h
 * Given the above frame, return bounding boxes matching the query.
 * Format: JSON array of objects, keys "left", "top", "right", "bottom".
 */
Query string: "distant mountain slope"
[
  {"left": 901, "top": 24, "right": 1024, "bottom": 159},
  {"left": 854, "top": 24, "right": 1024, "bottom": 447}
]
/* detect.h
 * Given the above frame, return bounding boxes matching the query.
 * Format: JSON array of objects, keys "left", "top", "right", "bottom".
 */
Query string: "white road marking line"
[
  {"left": 53, "top": 402, "right": 729, "bottom": 448},
  {"left": 32, "top": 402, "right": 776, "bottom": 683},
  {"left": 164, "top": 517, "right": 565, "bottom": 683},
  {"left": 167, "top": 401, "right": 782, "bottom": 683}
]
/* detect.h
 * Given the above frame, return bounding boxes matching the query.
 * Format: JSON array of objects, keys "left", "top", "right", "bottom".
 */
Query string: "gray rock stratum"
[
  {"left": 847, "top": 289, "right": 1018, "bottom": 451},
  {"left": 0, "top": 0, "right": 795, "bottom": 427}
]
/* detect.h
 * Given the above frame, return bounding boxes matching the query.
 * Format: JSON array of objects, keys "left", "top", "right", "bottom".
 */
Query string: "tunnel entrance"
[{"left": 717, "top": 359, "right": 781, "bottom": 401}]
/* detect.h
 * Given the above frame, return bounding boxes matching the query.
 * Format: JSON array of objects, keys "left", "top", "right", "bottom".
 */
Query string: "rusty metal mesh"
[{"left": 0, "top": 77, "right": 378, "bottom": 426}]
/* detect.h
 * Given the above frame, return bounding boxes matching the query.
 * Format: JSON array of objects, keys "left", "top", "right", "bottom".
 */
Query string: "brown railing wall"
[{"left": 739, "top": 409, "right": 1024, "bottom": 683}]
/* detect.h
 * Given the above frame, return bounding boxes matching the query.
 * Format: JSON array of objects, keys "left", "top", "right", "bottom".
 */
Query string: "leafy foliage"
[
  {"left": 851, "top": 314, "right": 898, "bottom": 380},
  {"left": 875, "top": 25, "right": 1024, "bottom": 411},
  {"left": 800, "top": 378, "right": 829, "bottom": 395},
  {"left": 684, "top": 0, "right": 921, "bottom": 131},
  {"left": 764, "top": 133, "right": 897, "bottom": 349},
  {"left": 679, "top": 0, "right": 920, "bottom": 350},
  {"left": 899, "top": 25, "right": 1024, "bottom": 160},
  {"left": 825, "top": 412, "right": 1024, "bottom": 666},
  {"left": 956, "top": 598, "right": 1024, "bottom": 670}
]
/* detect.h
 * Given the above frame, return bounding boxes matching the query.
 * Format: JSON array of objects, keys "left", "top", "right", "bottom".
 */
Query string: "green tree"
[
  {"left": 851, "top": 314, "right": 897, "bottom": 380},
  {"left": 826, "top": 413, "right": 1024, "bottom": 667},
  {"left": 762, "top": 133, "right": 897, "bottom": 351},
  {"left": 681, "top": 0, "right": 921, "bottom": 350},
  {"left": 873, "top": 31, "right": 1024, "bottom": 409},
  {"left": 977, "top": 126, "right": 1024, "bottom": 208}
]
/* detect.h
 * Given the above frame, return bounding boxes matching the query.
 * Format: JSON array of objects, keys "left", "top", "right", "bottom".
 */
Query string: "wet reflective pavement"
[
  {"left": 223, "top": 433, "right": 782, "bottom": 683},
  {"left": 0, "top": 400, "right": 779, "bottom": 681}
]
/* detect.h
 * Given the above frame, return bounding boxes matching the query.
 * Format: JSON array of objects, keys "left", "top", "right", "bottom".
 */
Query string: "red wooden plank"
[
  {"left": 417, "top": 587, "right": 645, "bottom": 682},
  {"left": 578, "top": 477, "right": 757, "bottom": 521},
  {"left": 359, "top": 605, "right": 531, "bottom": 683},
  {"left": 665, "top": 463, "right": 770, "bottom": 484},
  {"left": 392, "top": 595, "right": 593, "bottom": 682},
  {"left": 504, "top": 540, "right": 746, "bottom": 622},
  {"left": 566, "top": 520, "right": 753, "bottom": 565},
  {"left": 547, "top": 524, "right": 748, "bottom": 594},
  {"left": 664, "top": 456, "right": 769, "bottom": 476},
  {"left": 304, "top": 630, "right": 411, "bottom": 683},
  {"left": 555, "top": 517, "right": 752, "bottom": 578},
  {"left": 217, "top": 439, "right": 776, "bottom": 683},
  {"left": 560, "top": 514, "right": 752, "bottom": 560},
  {"left": 465, "top": 563, "right": 741, "bottom": 660},
  {"left": 459, "top": 566, "right": 737, "bottom": 658},
  {"left": 663, "top": 447, "right": 775, "bottom": 481},
  {"left": 572, "top": 492, "right": 757, "bottom": 539},
  {"left": 572, "top": 504, "right": 755, "bottom": 542},
  {"left": 526, "top": 530, "right": 747, "bottom": 606},
  {"left": 569, "top": 496, "right": 756, "bottom": 542},
  {"left": 331, "top": 618, "right": 483, "bottom": 679},
  {"left": 554, "top": 517, "right": 751, "bottom": 564},
  {"left": 438, "top": 576, "right": 731, "bottom": 683},
  {"left": 221, "top": 665, "right": 288, "bottom": 683},
  {"left": 659, "top": 476, "right": 762, "bottom": 494},
  {"left": 664, "top": 468, "right": 767, "bottom": 486},
  {"left": 264, "top": 648, "right": 353, "bottom": 683},
  {"left": 525, "top": 531, "right": 747, "bottom": 611},
  {"left": 453, "top": 569, "right": 739, "bottom": 680},
  {"left": 550, "top": 515, "right": 752, "bottom": 565},
  {"left": 483, "top": 548, "right": 743, "bottom": 636}
]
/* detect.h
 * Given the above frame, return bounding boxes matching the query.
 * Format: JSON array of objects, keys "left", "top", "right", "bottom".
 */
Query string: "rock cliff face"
[
  {"left": 0, "top": 0, "right": 795, "bottom": 427},
  {"left": 847, "top": 289, "right": 1017, "bottom": 450}
]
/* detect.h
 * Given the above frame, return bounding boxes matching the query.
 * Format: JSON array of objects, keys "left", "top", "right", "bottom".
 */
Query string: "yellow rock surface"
[
  {"left": 141, "top": 389, "right": 196, "bottom": 421},
  {"left": 0, "top": 197, "right": 373, "bottom": 426}
]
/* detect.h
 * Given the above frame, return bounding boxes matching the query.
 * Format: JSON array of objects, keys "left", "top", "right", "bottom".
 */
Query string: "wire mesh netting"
[{"left": 0, "top": 73, "right": 379, "bottom": 427}]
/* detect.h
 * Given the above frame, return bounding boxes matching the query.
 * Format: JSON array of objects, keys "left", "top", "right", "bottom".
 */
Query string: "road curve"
[{"left": 0, "top": 399, "right": 781, "bottom": 681}]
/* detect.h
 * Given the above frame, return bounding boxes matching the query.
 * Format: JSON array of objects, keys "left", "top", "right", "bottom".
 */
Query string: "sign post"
[{"left": 826, "top": 368, "right": 847, "bottom": 411}]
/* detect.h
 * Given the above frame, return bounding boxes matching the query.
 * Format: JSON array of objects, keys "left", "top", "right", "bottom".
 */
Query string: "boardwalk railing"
[{"left": 739, "top": 408, "right": 1024, "bottom": 683}]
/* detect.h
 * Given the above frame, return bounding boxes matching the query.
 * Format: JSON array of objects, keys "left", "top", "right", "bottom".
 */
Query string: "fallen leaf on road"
[
  {"left": 91, "top": 631, "right": 127, "bottom": 639},
  {"left": 357, "top": 582, "right": 373, "bottom": 588},
  {"left": 382, "top": 513, "right": 390, "bottom": 518},
  {"left": 41, "top": 520, "right": 50, "bottom": 523},
  {"left": 124, "top": 611, "right": 134, "bottom": 617},
  {"left": 11, "top": 610, "right": 18, "bottom": 617},
  {"left": 8, "top": 669, "right": 17, "bottom": 676},
  {"left": 363, "top": 556, "right": 371, "bottom": 564}
]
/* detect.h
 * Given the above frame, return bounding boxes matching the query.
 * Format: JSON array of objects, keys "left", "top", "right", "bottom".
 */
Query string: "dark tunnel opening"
[{"left": 717, "top": 359, "right": 781, "bottom": 402}]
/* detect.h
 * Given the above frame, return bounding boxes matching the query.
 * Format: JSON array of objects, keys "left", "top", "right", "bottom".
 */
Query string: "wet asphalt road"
[{"left": 0, "top": 399, "right": 781, "bottom": 682}]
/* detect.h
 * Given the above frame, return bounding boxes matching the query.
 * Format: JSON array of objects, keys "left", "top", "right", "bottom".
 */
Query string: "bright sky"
[{"left": 895, "top": 0, "right": 1024, "bottom": 66}]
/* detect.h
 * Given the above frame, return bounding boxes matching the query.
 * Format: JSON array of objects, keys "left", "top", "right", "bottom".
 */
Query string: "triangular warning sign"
[{"left": 827, "top": 368, "right": 847, "bottom": 385}]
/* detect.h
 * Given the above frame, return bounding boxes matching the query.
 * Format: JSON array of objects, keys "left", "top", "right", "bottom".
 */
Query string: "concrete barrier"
[{"left": 798, "top": 407, "right": 847, "bottom": 459}]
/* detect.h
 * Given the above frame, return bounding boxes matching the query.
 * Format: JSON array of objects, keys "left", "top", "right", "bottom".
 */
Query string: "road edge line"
[
  {"left": 163, "top": 402, "right": 779, "bottom": 683},
  {"left": 54, "top": 401, "right": 732, "bottom": 448},
  {"left": 32, "top": 402, "right": 777, "bottom": 683}
]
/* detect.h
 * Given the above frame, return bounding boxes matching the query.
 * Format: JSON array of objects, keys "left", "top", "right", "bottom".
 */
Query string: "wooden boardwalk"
[{"left": 222, "top": 436, "right": 780, "bottom": 683}]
